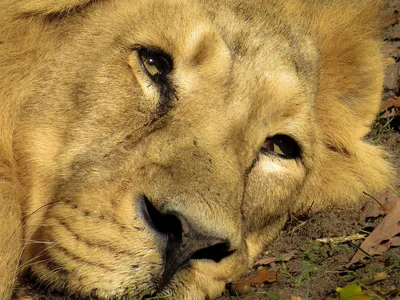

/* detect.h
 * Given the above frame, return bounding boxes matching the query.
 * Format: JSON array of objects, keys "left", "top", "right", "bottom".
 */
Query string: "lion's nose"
[{"left": 139, "top": 196, "right": 235, "bottom": 286}]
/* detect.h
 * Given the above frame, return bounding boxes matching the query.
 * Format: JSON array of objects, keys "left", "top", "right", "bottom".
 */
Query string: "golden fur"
[{"left": 0, "top": 0, "right": 393, "bottom": 299}]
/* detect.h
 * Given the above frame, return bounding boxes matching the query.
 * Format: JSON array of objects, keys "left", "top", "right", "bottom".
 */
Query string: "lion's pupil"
[
  {"left": 261, "top": 135, "right": 301, "bottom": 159},
  {"left": 144, "top": 57, "right": 160, "bottom": 76},
  {"left": 139, "top": 48, "right": 172, "bottom": 81}
]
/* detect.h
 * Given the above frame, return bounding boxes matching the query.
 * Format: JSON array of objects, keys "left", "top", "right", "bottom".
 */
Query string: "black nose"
[{"left": 139, "top": 196, "right": 235, "bottom": 287}]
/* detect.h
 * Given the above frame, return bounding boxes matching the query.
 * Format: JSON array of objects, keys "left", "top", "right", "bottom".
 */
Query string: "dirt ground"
[{"left": 218, "top": 2, "right": 400, "bottom": 299}]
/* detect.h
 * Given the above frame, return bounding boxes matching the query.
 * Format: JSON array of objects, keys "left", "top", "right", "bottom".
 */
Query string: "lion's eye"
[
  {"left": 261, "top": 134, "right": 301, "bottom": 159},
  {"left": 138, "top": 48, "right": 172, "bottom": 83}
]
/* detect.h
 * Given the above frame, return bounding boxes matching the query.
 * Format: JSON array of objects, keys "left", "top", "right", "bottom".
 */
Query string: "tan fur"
[{"left": 0, "top": 0, "right": 393, "bottom": 299}]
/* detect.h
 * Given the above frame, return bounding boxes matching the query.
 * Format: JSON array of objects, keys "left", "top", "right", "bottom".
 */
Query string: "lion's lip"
[
  {"left": 20, "top": 268, "right": 155, "bottom": 300},
  {"left": 15, "top": 271, "right": 68, "bottom": 300}
]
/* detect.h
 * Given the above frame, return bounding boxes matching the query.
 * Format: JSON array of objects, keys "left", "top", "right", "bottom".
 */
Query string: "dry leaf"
[
  {"left": 380, "top": 97, "right": 400, "bottom": 112},
  {"left": 360, "top": 271, "right": 389, "bottom": 285},
  {"left": 379, "top": 97, "right": 400, "bottom": 119},
  {"left": 254, "top": 256, "right": 276, "bottom": 267},
  {"left": 229, "top": 268, "right": 278, "bottom": 296},
  {"left": 347, "top": 197, "right": 400, "bottom": 268},
  {"left": 248, "top": 268, "right": 278, "bottom": 287},
  {"left": 254, "top": 250, "right": 297, "bottom": 267},
  {"left": 278, "top": 250, "right": 297, "bottom": 262},
  {"left": 391, "top": 236, "right": 400, "bottom": 246},
  {"left": 360, "top": 190, "right": 397, "bottom": 221},
  {"left": 382, "top": 44, "right": 400, "bottom": 58}
]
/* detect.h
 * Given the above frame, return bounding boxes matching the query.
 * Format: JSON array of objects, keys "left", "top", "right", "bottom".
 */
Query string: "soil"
[{"left": 218, "top": 2, "right": 400, "bottom": 299}]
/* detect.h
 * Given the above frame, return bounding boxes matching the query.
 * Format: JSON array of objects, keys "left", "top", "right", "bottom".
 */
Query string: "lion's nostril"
[
  {"left": 191, "top": 241, "right": 235, "bottom": 263},
  {"left": 139, "top": 195, "right": 236, "bottom": 288},
  {"left": 141, "top": 195, "right": 182, "bottom": 240}
]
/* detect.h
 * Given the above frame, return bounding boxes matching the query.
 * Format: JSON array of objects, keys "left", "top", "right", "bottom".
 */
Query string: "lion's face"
[{"left": 3, "top": 0, "right": 389, "bottom": 299}]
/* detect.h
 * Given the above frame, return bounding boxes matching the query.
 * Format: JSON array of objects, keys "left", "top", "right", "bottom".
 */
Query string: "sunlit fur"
[{"left": 0, "top": 0, "right": 393, "bottom": 299}]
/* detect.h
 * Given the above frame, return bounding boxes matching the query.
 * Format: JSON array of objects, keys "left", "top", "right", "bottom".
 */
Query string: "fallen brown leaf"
[
  {"left": 278, "top": 250, "right": 297, "bottom": 262},
  {"left": 229, "top": 268, "right": 278, "bottom": 296},
  {"left": 382, "top": 44, "right": 400, "bottom": 58},
  {"left": 254, "top": 250, "right": 297, "bottom": 267},
  {"left": 379, "top": 97, "right": 400, "bottom": 119},
  {"left": 249, "top": 268, "right": 278, "bottom": 287},
  {"left": 391, "top": 236, "right": 400, "bottom": 246},
  {"left": 380, "top": 97, "right": 400, "bottom": 112},
  {"left": 347, "top": 197, "right": 400, "bottom": 268},
  {"left": 254, "top": 256, "right": 275, "bottom": 267},
  {"left": 360, "top": 190, "right": 398, "bottom": 221}
]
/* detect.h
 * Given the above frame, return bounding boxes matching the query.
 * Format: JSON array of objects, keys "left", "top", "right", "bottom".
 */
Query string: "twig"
[
  {"left": 289, "top": 221, "right": 308, "bottom": 234},
  {"left": 316, "top": 234, "right": 366, "bottom": 244}
]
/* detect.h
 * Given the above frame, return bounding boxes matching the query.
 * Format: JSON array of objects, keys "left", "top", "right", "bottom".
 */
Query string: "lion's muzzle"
[{"left": 139, "top": 195, "right": 236, "bottom": 289}]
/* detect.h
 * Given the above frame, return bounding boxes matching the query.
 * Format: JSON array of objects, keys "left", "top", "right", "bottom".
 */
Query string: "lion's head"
[{"left": 0, "top": 0, "right": 392, "bottom": 299}]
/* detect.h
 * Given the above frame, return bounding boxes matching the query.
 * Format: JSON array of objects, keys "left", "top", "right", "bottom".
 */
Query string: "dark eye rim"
[
  {"left": 260, "top": 134, "right": 302, "bottom": 160},
  {"left": 137, "top": 47, "right": 173, "bottom": 83},
  {"left": 131, "top": 45, "right": 176, "bottom": 118}
]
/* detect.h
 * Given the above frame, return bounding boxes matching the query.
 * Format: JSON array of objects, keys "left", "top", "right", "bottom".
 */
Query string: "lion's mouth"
[
  {"left": 15, "top": 270, "right": 73, "bottom": 300},
  {"left": 17, "top": 269, "right": 133, "bottom": 300}
]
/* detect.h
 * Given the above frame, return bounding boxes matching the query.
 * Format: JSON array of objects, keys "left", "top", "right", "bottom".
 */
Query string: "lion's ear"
[
  {"left": 15, "top": 0, "right": 95, "bottom": 16},
  {"left": 312, "top": 0, "right": 384, "bottom": 138},
  {"left": 296, "top": 0, "right": 394, "bottom": 212}
]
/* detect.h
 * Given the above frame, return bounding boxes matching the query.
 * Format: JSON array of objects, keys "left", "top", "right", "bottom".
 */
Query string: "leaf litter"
[{"left": 346, "top": 191, "right": 400, "bottom": 268}]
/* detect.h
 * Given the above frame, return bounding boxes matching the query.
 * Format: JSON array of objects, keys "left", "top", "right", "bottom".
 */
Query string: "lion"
[{"left": 0, "top": 0, "right": 393, "bottom": 299}]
